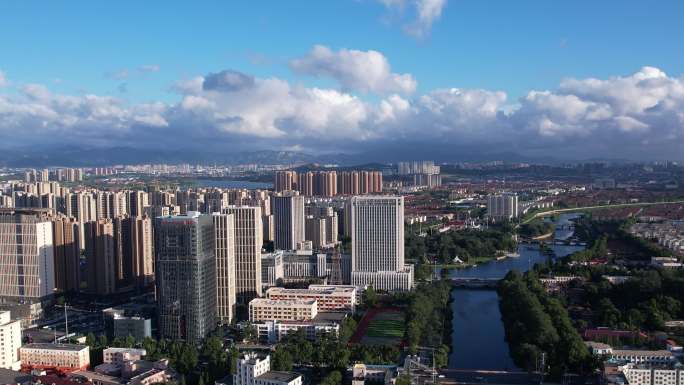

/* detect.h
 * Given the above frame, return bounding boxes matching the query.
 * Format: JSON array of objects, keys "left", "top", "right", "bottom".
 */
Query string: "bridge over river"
[{"left": 449, "top": 277, "right": 500, "bottom": 289}]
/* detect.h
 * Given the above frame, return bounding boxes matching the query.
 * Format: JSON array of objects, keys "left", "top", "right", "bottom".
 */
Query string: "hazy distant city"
[{"left": 1, "top": 1, "right": 684, "bottom": 385}]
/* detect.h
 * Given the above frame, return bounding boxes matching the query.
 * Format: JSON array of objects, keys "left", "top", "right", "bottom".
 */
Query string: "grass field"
[{"left": 361, "top": 310, "right": 405, "bottom": 345}]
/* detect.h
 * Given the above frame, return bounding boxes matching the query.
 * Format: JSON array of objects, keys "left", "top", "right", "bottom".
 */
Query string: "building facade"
[
  {"left": 349, "top": 196, "right": 413, "bottom": 291},
  {"left": 155, "top": 213, "right": 216, "bottom": 342},
  {"left": 272, "top": 192, "right": 305, "bottom": 251},
  {"left": 0, "top": 209, "right": 55, "bottom": 300},
  {"left": 486, "top": 193, "right": 519, "bottom": 220},
  {"left": 248, "top": 299, "right": 318, "bottom": 322},
  {"left": 213, "top": 213, "right": 237, "bottom": 324},
  {"left": 222, "top": 206, "right": 263, "bottom": 305},
  {"left": 265, "top": 286, "right": 356, "bottom": 313},
  {"left": 19, "top": 343, "right": 90, "bottom": 372},
  {"left": 0, "top": 311, "right": 21, "bottom": 370}
]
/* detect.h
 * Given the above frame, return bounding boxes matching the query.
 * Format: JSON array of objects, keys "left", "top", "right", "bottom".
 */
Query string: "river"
[{"left": 447, "top": 214, "right": 584, "bottom": 370}]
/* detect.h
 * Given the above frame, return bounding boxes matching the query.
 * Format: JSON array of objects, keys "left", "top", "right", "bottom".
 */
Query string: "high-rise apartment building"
[
  {"left": 397, "top": 161, "right": 440, "bottom": 175},
  {"left": 274, "top": 171, "right": 297, "bottom": 193},
  {"left": 213, "top": 213, "right": 237, "bottom": 324},
  {"left": 84, "top": 219, "right": 117, "bottom": 295},
  {"left": 119, "top": 216, "right": 154, "bottom": 288},
  {"left": 0, "top": 209, "right": 55, "bottom": 300},
  {"left": 155, "top": 212, "right": 216, "bottom": 342},
  {"left": 222, "top": 206, "right": 262, "bottom": 305},
  {"left": 349, "top": 196, "right": 413, "bottom": 291},
  {"left": 52, "top": 216, "right": 81, "bottom": 292},
  {"left": 127, "top": 191, "right": 149, "bottom": 217},
  {"left": 305, "top": 216, "right": 327, "bottom": 250},
  {"left": 0, "top": 311, "right": 22, "bottom": 370},
  {"left": 486, "top": 193, "right": 519, "bottom": 220},
  {"left": 272, "top": 192, "right": 305, "bottom": 251},
  {"left": 297, "top": 172, "right": 314, "bottom": 196}
]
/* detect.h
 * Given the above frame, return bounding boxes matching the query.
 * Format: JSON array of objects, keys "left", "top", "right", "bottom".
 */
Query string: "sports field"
[{"left": 350, "top": 307, "right": 406, "bottom": 346}]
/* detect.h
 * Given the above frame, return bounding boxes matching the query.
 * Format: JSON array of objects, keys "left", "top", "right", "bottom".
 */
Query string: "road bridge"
[{"left": 449, "top": 277, "right": 500, "bottom": 289}]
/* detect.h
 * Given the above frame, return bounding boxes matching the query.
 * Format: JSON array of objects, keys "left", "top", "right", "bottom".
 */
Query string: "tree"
[
  {"left": 320, "top": 371, "right": 342, "bottom": 385},
  {"left": 175, "top": 344, "right": 199, "bottom": 375},
  {"left": 142, "top": 337, "right": 158, "bottom": 359},
  {"left": 339, "top": 317, "right": 357, "bottom": 343},
  {"left": 363, "top": 287, "right": 378, "bottom": 308},
  {"left": 98, "top": 334, "right": 108, "bottom": 348},
  {"left": 240, "top": 323, "right": 257, "bottom": 343},
  {"left": 85, "top": 333, "right": 96, "bottom": 348},
  {"left": 124, "top": 335, "right": 136, "bottom": 348},
  {"left": 271, "top": 346, "right": 293, "bottom": 371}
]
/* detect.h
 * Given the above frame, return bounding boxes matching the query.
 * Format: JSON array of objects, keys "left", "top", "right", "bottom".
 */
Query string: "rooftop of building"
[
  {"left": 0, "top": 368, "right": 33, "bottom": 385},
  {"left": 611, "top": 349, "right": 674, "bottom": 357},
  {"left": 22, "top": 343, "right": 88, "bottom": 351},
  {"left": 157, "top": 211, "right": 202, "bottom": 220},
  {"left": 250, "top": 298, "right": 317, "bottom": 306},
  {"left": 103, "top": 347, "right": 147, "bottom": 355},
  {"left": 266, "top": 286, "right": 355, "bottom": 295},
  {"left": 71, "top": 370, "right": 126, "bottom": 384},
  {"left": 257, "top": 371, "right": 301, "bottom": 382}
]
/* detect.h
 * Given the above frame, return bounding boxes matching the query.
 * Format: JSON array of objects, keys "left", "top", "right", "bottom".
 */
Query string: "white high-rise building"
[
  {"left": 222, "top": 206, "right": 263, "bottom": 305},
  {"left": 272, "top": 192, "right": 305, "bottom": 251},
  {"left": 349, "top": 196, "right": 413, "bottom": 291},
  {"left": 487, "top": 193, "right": 519, "bottom": 220},
  {"left": 212, "top": 213, "right": 237, "bottom": 324},
  {"left": 0, "top": 311, "right": 22, "bottom": 370},
  {"left": 0, "top": 209, "right": 55, "bottom": 300}
]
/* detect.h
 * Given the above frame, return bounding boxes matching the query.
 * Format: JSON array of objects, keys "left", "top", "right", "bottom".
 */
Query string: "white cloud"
[
  {"left": 290, "top": 45, "right": 417, "bottom": 94},
  {"left": 376, "top": 0, "right": 447, "bottom": 38},
  {"left": 105, "top": 69, "right": 129, "bottom": 81},
  {"left": 1, "top": 66, "right": 683, "bottom": 160},
  {"left": 404, "top": 0, "right": 447, "bottom": 38},
  {"left": 0, "top": 70, "right": 7, "bottom": 87}
]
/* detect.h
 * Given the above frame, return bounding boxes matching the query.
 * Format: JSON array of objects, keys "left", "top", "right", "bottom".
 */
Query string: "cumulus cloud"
[
  {"left": 290, "top": 45, "right": 417, "bottom": 94},
  {"left": 376, "top": 0, "right": 447, "bottom": 38},
  {"left": 1, "top": 66, "right": 683, "bottom": 160},
  {"left": 203, "top": 70, "right": 255, "bottom": 92}
]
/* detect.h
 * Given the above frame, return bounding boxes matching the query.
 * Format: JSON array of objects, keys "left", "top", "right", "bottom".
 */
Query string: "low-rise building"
[
  {"left": 75, "top": 358, "right": 176, "bottom": 385},
  {"left": 350, "top": 363, "right": 397, "bottom": 385},
  {"left": 618, "top": 363, "right": 684, "bottom": 385},
  {"left": 233, "top": 354, "right": 301, "bottom": 385},
  {"left": 265, "top": 286, "right": 356, "bottom": 313},
  {"left": 19, "top": 343, "right": 90, "bottom": 372},
  {"left": 248, "top": 299, "right": 317, "bottom": 322},
  {"left": 610, "top": 349, "right": 675, "bottom": 365},
  {"left": 102, "top": 348, "right": 146, "bottom": 365},
  {"left": 250, "top": 312, "right": 346, "bottom": 343}
]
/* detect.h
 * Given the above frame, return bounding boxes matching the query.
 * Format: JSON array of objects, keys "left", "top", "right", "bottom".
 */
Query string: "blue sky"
[
  {"left": 1, "top": 0, "right": 683, "bottom": 160},
  {"left": 2, "top": 0, "right": 682, "bottom": 102}
]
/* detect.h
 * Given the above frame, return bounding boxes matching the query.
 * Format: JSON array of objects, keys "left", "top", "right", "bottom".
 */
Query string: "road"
[{"left": 521, "top": 200, "right": 684, "bottom": 224}]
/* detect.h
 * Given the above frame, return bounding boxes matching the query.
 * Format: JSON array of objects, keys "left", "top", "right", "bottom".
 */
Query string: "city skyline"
[{"left": 1, "top": 1, "right": 684, "bottom": 162}]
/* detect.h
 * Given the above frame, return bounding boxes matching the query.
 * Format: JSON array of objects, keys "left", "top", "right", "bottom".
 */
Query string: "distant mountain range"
[{"left": 0, "top": 145, "right": 636, "bottom": 168}]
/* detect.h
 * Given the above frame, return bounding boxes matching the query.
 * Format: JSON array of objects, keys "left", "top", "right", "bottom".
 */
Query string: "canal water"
[{"left": 447, "top": 214, "right": 584, "bottom": 370}]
